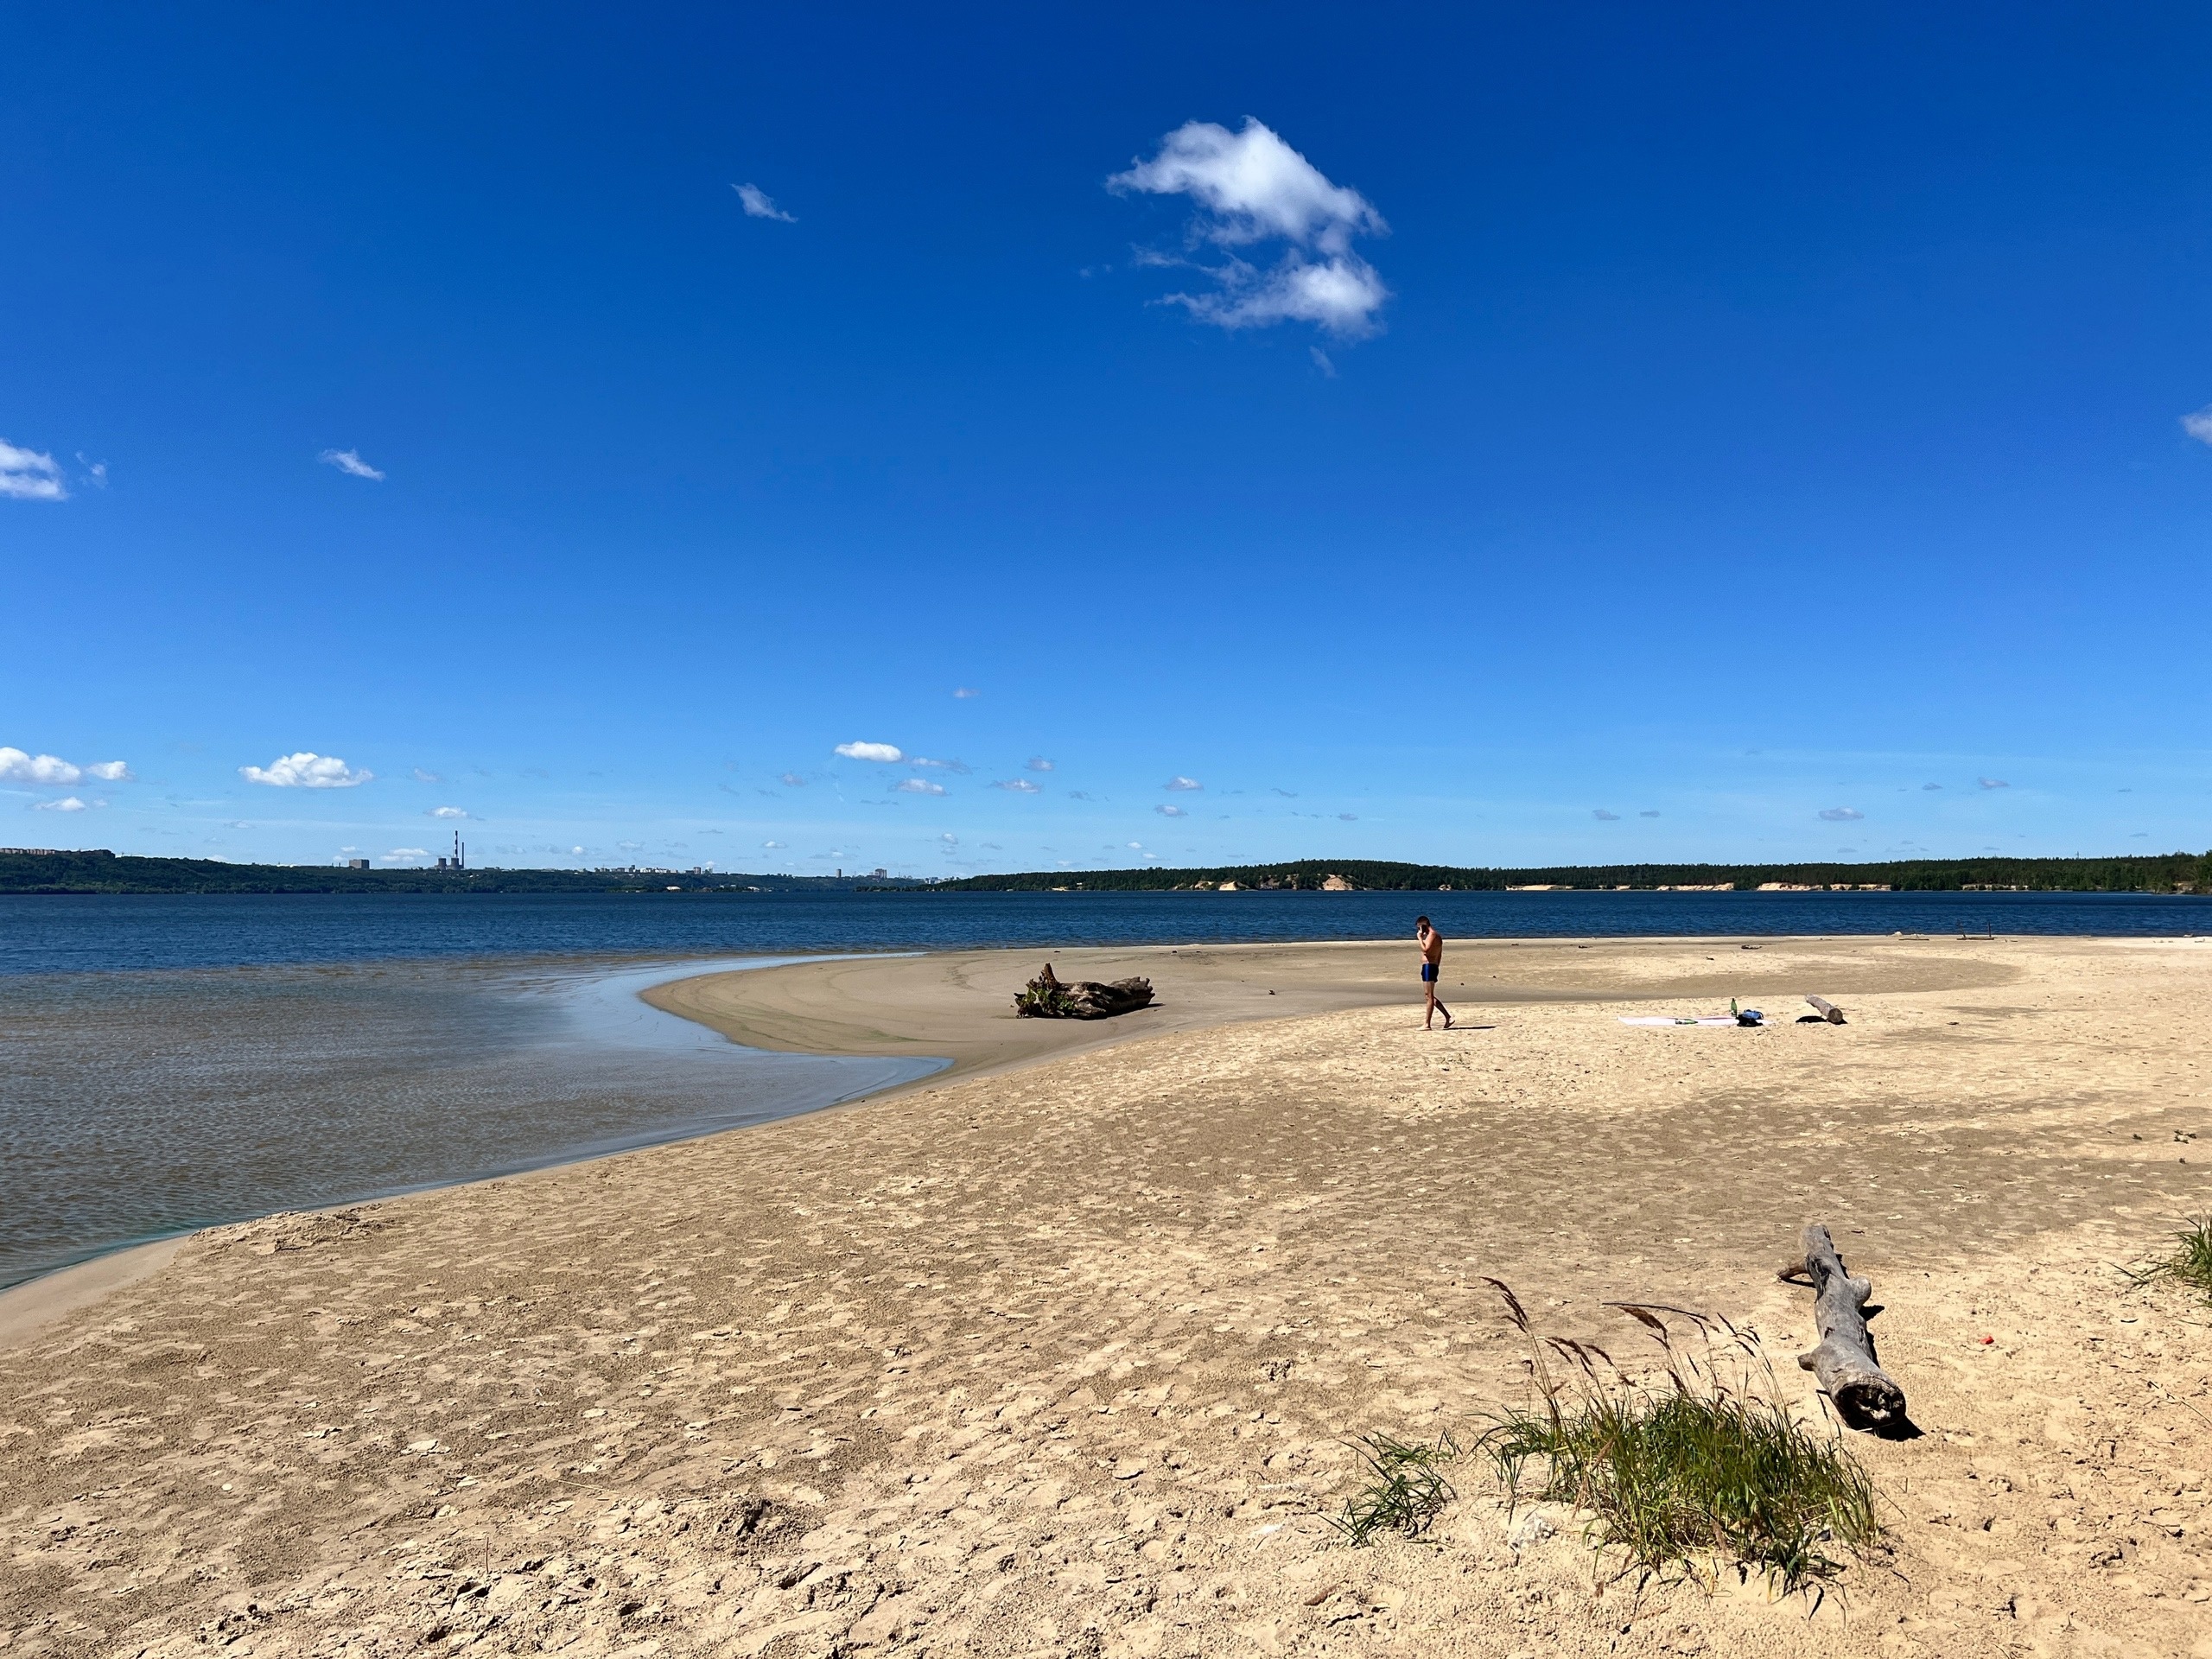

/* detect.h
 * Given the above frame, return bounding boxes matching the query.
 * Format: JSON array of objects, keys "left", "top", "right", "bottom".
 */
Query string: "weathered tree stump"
[
  {"left": 1781, "top": 1224, "right": 1907, "bottom": 1431},
  {"left": 1014, "top": 962, "right": 1154, "bottom": 1020}
]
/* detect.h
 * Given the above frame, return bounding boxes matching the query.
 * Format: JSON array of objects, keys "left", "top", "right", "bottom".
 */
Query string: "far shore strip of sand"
[{"left": 5, "top": 933, "right": 2209, "bottom": 1658}]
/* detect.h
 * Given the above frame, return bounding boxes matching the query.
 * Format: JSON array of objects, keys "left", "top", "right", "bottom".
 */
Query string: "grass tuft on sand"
[
  {"left": 1478, "top": 1281, "right": 1884, "bottom": 1597},
  {"left": 1327, "top": 1431, "right": 1459, "bottom": 1547},
  {"left": 2126, "top": 1215, "right": 2212, "bottom": 1306}
]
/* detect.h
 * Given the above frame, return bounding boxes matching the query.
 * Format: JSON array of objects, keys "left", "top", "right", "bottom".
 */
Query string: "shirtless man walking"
[{"left": 1415, "top": 915, "right": 1452, "bottom": 1030}]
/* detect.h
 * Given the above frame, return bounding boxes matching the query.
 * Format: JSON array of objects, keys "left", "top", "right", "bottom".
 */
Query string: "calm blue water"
[
  {"left": 3, "top": 887, "right": 2205, "bottom": 976},
  {"left": 1, "top": 889, "right": 2202, "bottom": 1294}
]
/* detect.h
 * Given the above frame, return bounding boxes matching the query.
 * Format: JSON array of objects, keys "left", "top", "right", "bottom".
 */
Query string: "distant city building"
[{"left": 346, "top": 858, "right": 370, "bottom": 870}]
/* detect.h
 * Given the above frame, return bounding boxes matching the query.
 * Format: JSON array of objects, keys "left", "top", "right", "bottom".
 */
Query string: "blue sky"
[{"left": 6, "top": 4, "right": 2210, "bottom": 874}]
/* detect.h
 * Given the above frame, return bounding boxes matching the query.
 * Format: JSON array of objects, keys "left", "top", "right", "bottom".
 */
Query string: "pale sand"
[{"left": 4, "top": 935, "right": 2210, "bottom": 1657}]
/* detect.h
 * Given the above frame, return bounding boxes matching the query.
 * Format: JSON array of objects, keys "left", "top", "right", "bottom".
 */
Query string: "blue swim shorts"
[{"left": 1421, "top": 963, "right": 1438, "bottom": 982}]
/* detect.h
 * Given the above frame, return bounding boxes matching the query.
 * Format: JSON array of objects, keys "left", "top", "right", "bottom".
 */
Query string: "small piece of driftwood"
[
  {"left": 1804, "top": 995, "right": 1847, "bottom": 1025},
  {"left": 1014, "top": 962, "right": 1154, "bottom": 1020},
  {"left": 1780, "top": 1224, "right": 1905, "bottom": 1430}
]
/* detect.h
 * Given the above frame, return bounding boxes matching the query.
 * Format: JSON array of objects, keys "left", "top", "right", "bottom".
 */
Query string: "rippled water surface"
[{"left": 2, "top": 887, "right": 2202, "bottom": 1289}]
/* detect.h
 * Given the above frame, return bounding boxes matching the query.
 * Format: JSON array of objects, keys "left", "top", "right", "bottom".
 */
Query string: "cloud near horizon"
[
  {"left": 0, "top": 747, "right": 130, "bottom": 785},
  {"left": 896, "top": 778, "right": 946, "bottom": 795},
  {"left": 992, "top": 779, "right": 1040, "bottom": 792},
  {"left": 1979, "top": 777, "right": 2010, "bottom": 789},
  {"left": 1592, "top": 809, "right": 1620, "bottom": 821},
  {"left": 318, "top": 448, "right": 385, "bottom": 480},
  {"left": 1026, "top": 757, "right": 1054, "bottom": 772},
  {"left": 1156, "top": 804, "right": 1186, "bottom": 817},
  {"left": 32, "top": 795, "right": 89, "bottom": 811},
  {"left": 733, "top": 182, "right": 796, "bottom": 222},
  {"left": 1819, "top": 806, "right": 1864, "bottom": 821},
  {"left": 1164, "top": 775, "right": 1203, "bottom": 791},
  {"left": 428, "top": 805, "right": 468, "bottom": 818},
  {"left": 240, "top": 752, "right": 373, "bottom": 788},
  {"left": 835, "top": 741, "right": 904, "bottom": 763},
  {"left": 1109, "top": 118, "right": 1389, "bottom": 336},
  {"left": 0, "top": 440, "right": 67, "bottom": 501}
]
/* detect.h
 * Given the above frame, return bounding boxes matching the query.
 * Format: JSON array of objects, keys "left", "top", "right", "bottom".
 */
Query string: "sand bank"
[{"left": 3, "top": 935, "right": 2209, "bottom": 1657}]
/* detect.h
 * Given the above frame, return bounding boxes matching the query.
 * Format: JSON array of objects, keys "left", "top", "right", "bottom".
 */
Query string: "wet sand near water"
[{"left": 3, "top": 935, "right": 2209, "bottom": 1657}]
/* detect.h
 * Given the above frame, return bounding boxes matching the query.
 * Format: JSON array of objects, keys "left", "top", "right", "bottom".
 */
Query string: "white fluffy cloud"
[
  {"left": 1157, "top": 804, "right": 1186, "bottom": 817},
  {"left": 1110, "top": 118, "right": 1389, "bottom": 336},
  {"left": 912, "top": 756, "right": 969, "bottom": 772},
  {"left": 319, "top": 448, "right": 385, "bottom": 480},
  {"left": 429, "top": 805, "right": 468, "bottom": 819},
  {"left": 0, "top": 747, "right": 130, "bottom": 785},
  {"left": 33, "top": 795, "right": 88, "bottom": 811},
  {"left": 835, "top": 741, "right": 904, "bottom": 763},
  {"left": 1819, "top": 806, "right": 1864, "bottom": 822},
  {"left": 240, "top": 752, "right": 374, "bottom": 788},
  {"left": 1164, "top": 775, "right": 1203, "bottom": 791},
  {"left": 381, "top": 848, "right": 428, "bottom": 862},
  {"left": 734, "top": 182, "right": 796, "bottom": 222},
  {"left": 1979, "top": 777, "right": 2010, "bottom": 790},
  {"left": 897, "top": 778, "right": 946, "bottom": 795},
  {"left": 762, "top": 839, "right": 785, "bottom": 849},
  {"left": 0, "top": 440, "right": 67, "bottom": 502},
  {"left": 1026, "top": 756, "right": 1054, "bottom": 772},
  {"left": 2183, "top": 406, "right": 2212, "bottom": 446},
  {"left": 993, "top": 779, "right": 1040, "bottom": 793}
]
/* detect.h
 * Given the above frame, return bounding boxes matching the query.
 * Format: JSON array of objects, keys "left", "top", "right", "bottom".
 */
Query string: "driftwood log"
[
  {"left": 1804, "top": 995, "right": 1847, "bottom": 1025},
  {"left": 1781, "top": 1224, "right": 1906, "bottom": 1430},
  {"left": 1014, "top": 962, "right": 1154, "bottom": 1020}
]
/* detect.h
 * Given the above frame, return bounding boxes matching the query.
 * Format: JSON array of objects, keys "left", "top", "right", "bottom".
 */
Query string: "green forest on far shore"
[
  {"left": 938, "top": 852, "right": 2212, "bottom": 895},
  {"left": 4, "top": 847, "right": 2208, "bottom": 897}
]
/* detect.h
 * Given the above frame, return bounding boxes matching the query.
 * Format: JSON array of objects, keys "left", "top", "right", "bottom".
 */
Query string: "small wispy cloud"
[
  {"left": 2183, "top": 406, "right": 2212, "bottom": 446},
  {"left": 897, "top": 778, "right": 946, "bottom": 795},
  {"left": 1338, "top": 812, "right": 1357, "bottom": 821},
  {"left": 912, "top": 756, "right": 969, "bottom": 773},
  {"left": 1923, "top": 782, "right": 1942, "bottom": 791},
  {"left": 953, "top": 686, "right": 980, "bottom": 699},
  {"left": 1978, "top": 777, "right": 2009, "bottom": 790},
  {"left": 0, "top": 440, "right": 67, "bottom": 502},
  {"left": 0, "top": 747, "right": 130, "bottom": 785},
  {"left": 993, "top": 779, "right": 1040, "bottom": 792},
  {"left": 239, "top": 752, "right": 373, "bottom": 789},
  {"left": 1025, "top": 756, "right": 1054, "bottom": 772},
  {"left": 318, "top": 448, "right": 385, "bottom": 480},
  {"left": 32, "top": 795, "right": 88, "bottom": 811},
  {"left": 1310, "top": 346, "right": 1337, "bottom": 378},
  {"left": 733, "top": 182, "right": 796, "bottom": 222},
  {"left": 762, "top": 839, "right": 785, "bottom": 849},
  {"left": 382, "top": 848, "right": 429, "bottom": 863},
  {"left": 940, "top": 833, "right": 958, "bottom": 846},
  {"left": 836, "top": 741, "right": 903, "bottom": 763},
  {"left": 1109, "top": 118, "right": 1389, "bottom": 337},
  {"left": 1164, "top": 775, "right": 1203, "bottom": 791},
  {"left": 1639, "top": 810, "right": 1660, "bottom": 818},
  {"left": 779, "top": 772, "right": 806, "bottom": 786},
  {"left": 1157, "top": 804, "right": 1186, "bottom": 817},
  {"left": 428, "top": 805, "right": 468, "bottom": 819},
  {"left": 412, "top": 767, "right": 442, "bottom": 784},
  {"left": 1272, "top": 787, "right": 1297, "bottom": 798},
  {"left": 1067, "top": 791, "right": 1093, "bottom": 801},
  {"left": 1819, "top": 806, "right": 1864, "bottom": 822},
  {"left": 1592, "top": 809, "right": 1620, "bottom": 821},
  {"left": 75, "top": 453, "right": 106, "bottom": 488}
]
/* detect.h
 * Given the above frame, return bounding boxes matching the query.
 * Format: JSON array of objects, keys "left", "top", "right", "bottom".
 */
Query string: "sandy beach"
[{"left": 4, "top": 933, "right": 2209, "bottom": 1657}]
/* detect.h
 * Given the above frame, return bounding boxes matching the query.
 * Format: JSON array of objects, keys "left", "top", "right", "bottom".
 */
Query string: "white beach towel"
[{"left": 1617, "top": 1015, "right": 1741, "bottom": 1027}]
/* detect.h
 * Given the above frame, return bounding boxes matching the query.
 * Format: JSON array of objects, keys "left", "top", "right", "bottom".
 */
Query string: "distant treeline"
[
  {"left": 938, "top": 853, "right": 2212, "bottom": 895},
  {"left": 0, "top": 850, "right": 922, "bottom": 896}
]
